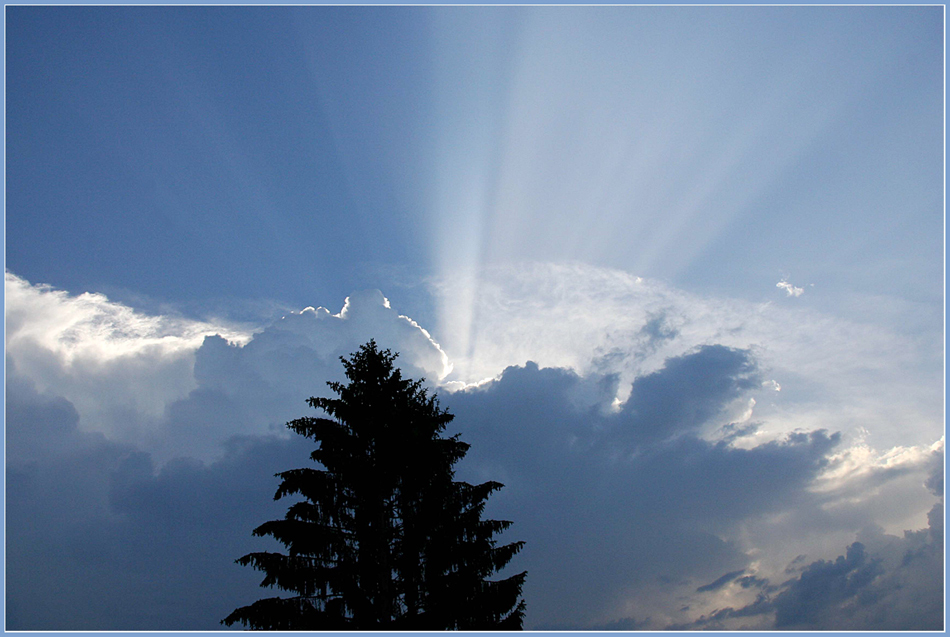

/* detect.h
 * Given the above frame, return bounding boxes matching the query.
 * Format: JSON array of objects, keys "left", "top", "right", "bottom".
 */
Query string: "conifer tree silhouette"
[{"left": 223, "top": 340, "right": 526, "bottom": 630}]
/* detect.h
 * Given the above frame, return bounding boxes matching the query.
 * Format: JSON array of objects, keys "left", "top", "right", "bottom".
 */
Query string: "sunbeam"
[{"left": 419, "top": 7, "right": 937, "bottom": 380}]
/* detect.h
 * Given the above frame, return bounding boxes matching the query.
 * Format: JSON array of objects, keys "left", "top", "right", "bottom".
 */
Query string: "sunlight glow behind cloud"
[
  {"left": 429, "top": 262, "right": 941, "bottom": 456},
  {"left": 5, "top": 272, "right": 251, "bottom": 362},
  {"left": 4, "top": 275, "right": 451, "bottom": 454},
  {"left": 419, "top": 8, "right": 902, "bottom": 375},
  {"left": 5, "top": 272, "right": 251, "bottom": 427}
]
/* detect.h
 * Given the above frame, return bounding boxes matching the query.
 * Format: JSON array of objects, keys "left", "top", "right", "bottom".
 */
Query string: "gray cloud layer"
[
  {"left": 5, "top": 275, "right": 943, "bottom": 630},
  {"left": 678, "top": 500, "right": 943, "bottom": 630},
  {"left": 443, "top": 350, "right": 851, "bottom": 628}
]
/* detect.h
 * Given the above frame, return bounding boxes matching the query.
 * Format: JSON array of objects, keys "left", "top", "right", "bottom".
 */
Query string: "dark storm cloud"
[
  {"left": 444, "top": 346, "right": 844, "bottom": 628},
  {"left": 6, "top": 363, "right": 137, "bottom": 630},
  {"left": 6, "top": 343, "right": 795, "bottom": 629},
  {"left": 616, "top": 343, "right": 760, "bottom": 446},
  {"left": 779, "top": 501, "right": 944, "bottom": 631},
  {"left": 6, "top": 361, "right": 88, "bottom": 460},
  {"left": 773, "top": 541, "right": 886, "bottom": 628},
  {"left": 3, "top": 286, "right": 451, "bottom": 629},
  {"left": 925, "top": 462, "right": 944, "bottom": 496}
]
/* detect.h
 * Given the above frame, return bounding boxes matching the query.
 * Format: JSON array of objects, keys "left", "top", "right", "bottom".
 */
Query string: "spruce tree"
[{"left": 223, "top": 340, "right": 526, "bottom": 630}]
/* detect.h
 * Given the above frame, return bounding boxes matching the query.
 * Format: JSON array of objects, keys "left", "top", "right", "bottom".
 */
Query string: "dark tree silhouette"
[{"left": 223, "top": 340, "right": 526, "bottom": 630}]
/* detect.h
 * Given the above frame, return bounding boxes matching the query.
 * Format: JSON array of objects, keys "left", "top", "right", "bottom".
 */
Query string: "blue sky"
[
  {"left": 8, "top": 7, "right": 941, "bottom": 318},
  {"left": 5, "top": 5, "right": 944, "bottom": 631}
]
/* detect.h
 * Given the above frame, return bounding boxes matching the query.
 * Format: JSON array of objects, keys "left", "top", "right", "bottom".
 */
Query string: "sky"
[{"left": 4, "top": 5, "right": 944, "bottom": 632}]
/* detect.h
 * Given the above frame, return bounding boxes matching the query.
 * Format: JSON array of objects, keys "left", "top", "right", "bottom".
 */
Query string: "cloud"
[
  {"left": 5, "top": 270, "right": 943, "bottom": 630},
  {"left": 441, "top": 350, "right": 941, "bottom": 629},
  {"left": 430, "top": 261, "right": 942, "bottom": 453},
  {"left": 5, "top": 274, "right": 449, "bottom": 461},
  {"left": 696, "top": 569, "right": 748, "bottom": 593},
  {"left": 439, "top": 341, "right": 941, "bottom": 629},
  {"left": 4, "top": 272, "right": 249, "bottom": 446},
  {"left": 6, "top": 367, "right": 311, "bottom": 629},
  {"left": 4, "top": 273, "right": 465, "bottom": 629},
  {"left": 159, "top": 289, "right": 451, "bottom": 460},
  {"left": 615, "top": 344, "right": 760, "bottom": 447},
  {"left": 681, "top": 500, "right": 944, "bottom": 630},
  {"left": 776, "top": 279, "right": 804, "bottom": 297}
]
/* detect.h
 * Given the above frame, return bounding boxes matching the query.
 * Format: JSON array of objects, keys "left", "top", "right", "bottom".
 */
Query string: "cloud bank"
[
  {"left": 444, "top": 353, "right": 942, "bottom": 629},
  {"left": 5, "top": 270, "right": 943, "bottom": 630},
  {"left": 5, "top": 274, "right": 449, "bottom": 461}
]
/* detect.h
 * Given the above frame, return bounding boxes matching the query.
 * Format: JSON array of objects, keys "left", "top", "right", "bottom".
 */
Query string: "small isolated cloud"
[{"left": 776, "top": 279, "right": 804, "bottom": 297}]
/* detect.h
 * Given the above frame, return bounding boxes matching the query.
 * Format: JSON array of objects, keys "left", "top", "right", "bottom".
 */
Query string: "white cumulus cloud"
[
  {"left": 5, "top": 274, "right": 450, "bottom": 461},
  {"left": 5, "top": 272, "right": 251, "bottom": 440}
]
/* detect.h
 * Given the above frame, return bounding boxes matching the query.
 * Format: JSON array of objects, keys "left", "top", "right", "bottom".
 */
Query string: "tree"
[{"left": 223, "top": 340, "right": 526, "bottom": 630}]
